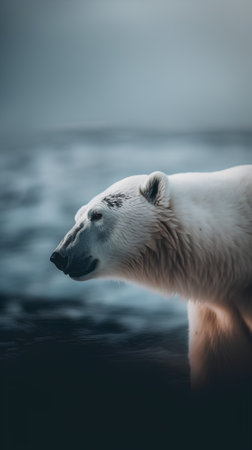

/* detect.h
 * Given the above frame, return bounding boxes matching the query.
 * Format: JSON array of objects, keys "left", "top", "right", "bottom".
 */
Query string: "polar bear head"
[{"left": 50, "top": 171, "right": 170, "bottom": 282}]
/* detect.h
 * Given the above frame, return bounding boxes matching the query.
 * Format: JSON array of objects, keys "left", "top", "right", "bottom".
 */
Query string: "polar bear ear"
[{"left": 139, "top": 171, "right": 169, "bottom": 206}]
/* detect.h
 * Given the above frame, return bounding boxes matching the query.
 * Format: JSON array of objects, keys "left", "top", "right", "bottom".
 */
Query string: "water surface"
[{"left": 1, "top": 130, "right": 252, "bottom": 449}]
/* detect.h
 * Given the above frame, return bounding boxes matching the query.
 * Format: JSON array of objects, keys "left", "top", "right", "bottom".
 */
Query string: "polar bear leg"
[{"left": 188, "top": 300, "right": 252, "bottom": 390}]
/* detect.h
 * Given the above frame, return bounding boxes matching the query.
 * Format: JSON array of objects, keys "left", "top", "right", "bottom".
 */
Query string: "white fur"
[{"left": 59, "top": 165, "right": 252, "bottom": 388}]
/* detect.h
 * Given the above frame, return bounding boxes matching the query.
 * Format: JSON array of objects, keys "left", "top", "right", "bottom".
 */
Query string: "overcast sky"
[{"left": 1, "top": 0, "right": 252, "bottom": 138}]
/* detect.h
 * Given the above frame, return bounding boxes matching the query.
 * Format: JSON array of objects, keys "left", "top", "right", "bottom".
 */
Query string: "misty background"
[
  {"left": 1, "top": 0, "right": 252, "bottom": 140},
  {"left": 1, "top": 2, "right": 252, "bottom": 449}
]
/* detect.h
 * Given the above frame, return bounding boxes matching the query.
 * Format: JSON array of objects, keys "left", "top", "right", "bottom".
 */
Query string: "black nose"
[{"left": 50, "top": 251, "right": 68, "bottom": 271}]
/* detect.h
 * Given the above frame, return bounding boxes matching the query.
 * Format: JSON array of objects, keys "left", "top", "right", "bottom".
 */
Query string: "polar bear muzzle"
[
  {"left": 50, "top": 250, "right": 98, "bottom": 278},
  {"left": 50, "top": 217, "right": 100, "bottom": 279},
  {"left": 67, "top": 256, "right": 98, "bottom": 279}
]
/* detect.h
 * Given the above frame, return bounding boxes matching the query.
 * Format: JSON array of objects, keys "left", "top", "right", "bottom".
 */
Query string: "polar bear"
[{"left": 50, "top": 165, "right": 252, "bottom": 389}]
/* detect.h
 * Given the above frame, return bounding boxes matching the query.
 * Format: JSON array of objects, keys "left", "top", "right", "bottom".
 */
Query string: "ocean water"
[
  {"left": 1, "top": 130, "right": 252, "bottom": 449},
  {"left": 1, "top": 130, "right": 252, "bottom": 354}
]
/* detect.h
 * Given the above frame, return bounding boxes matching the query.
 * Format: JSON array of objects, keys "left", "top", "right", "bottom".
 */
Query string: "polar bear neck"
[
  {"left": 122, "top": 206, "right": 199, "bottom": 299},
  {"left": 121, "top": 203, "right": 246, "bottom": 304},
  {"left": 118, "top": 166, "right": 252, "bottom": 303}
]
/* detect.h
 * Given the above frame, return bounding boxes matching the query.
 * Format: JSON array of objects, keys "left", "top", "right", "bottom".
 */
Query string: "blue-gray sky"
[{"left": 1, "top": 0, "right": 252, "bottom": 138}]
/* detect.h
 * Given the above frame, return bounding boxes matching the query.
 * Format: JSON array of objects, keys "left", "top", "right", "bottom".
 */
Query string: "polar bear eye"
[{"left": 91, "top": 212, "right": 103, "bottom": 222}]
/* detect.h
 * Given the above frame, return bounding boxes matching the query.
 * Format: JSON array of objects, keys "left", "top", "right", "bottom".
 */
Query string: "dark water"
[{"left": 0, "top": 130, "right": 252, "bottom": 449}]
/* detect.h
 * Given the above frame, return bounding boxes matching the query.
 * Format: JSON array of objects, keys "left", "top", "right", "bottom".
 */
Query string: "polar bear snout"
[
  {"left": 50, "top": 218, "right": 101, "bottom": 280},
  {"left": 50, "top": 251, "right": 68, "bottom": 271},
  {"left": 50, "top": 248, "right": 98, "bottom": 279}
]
